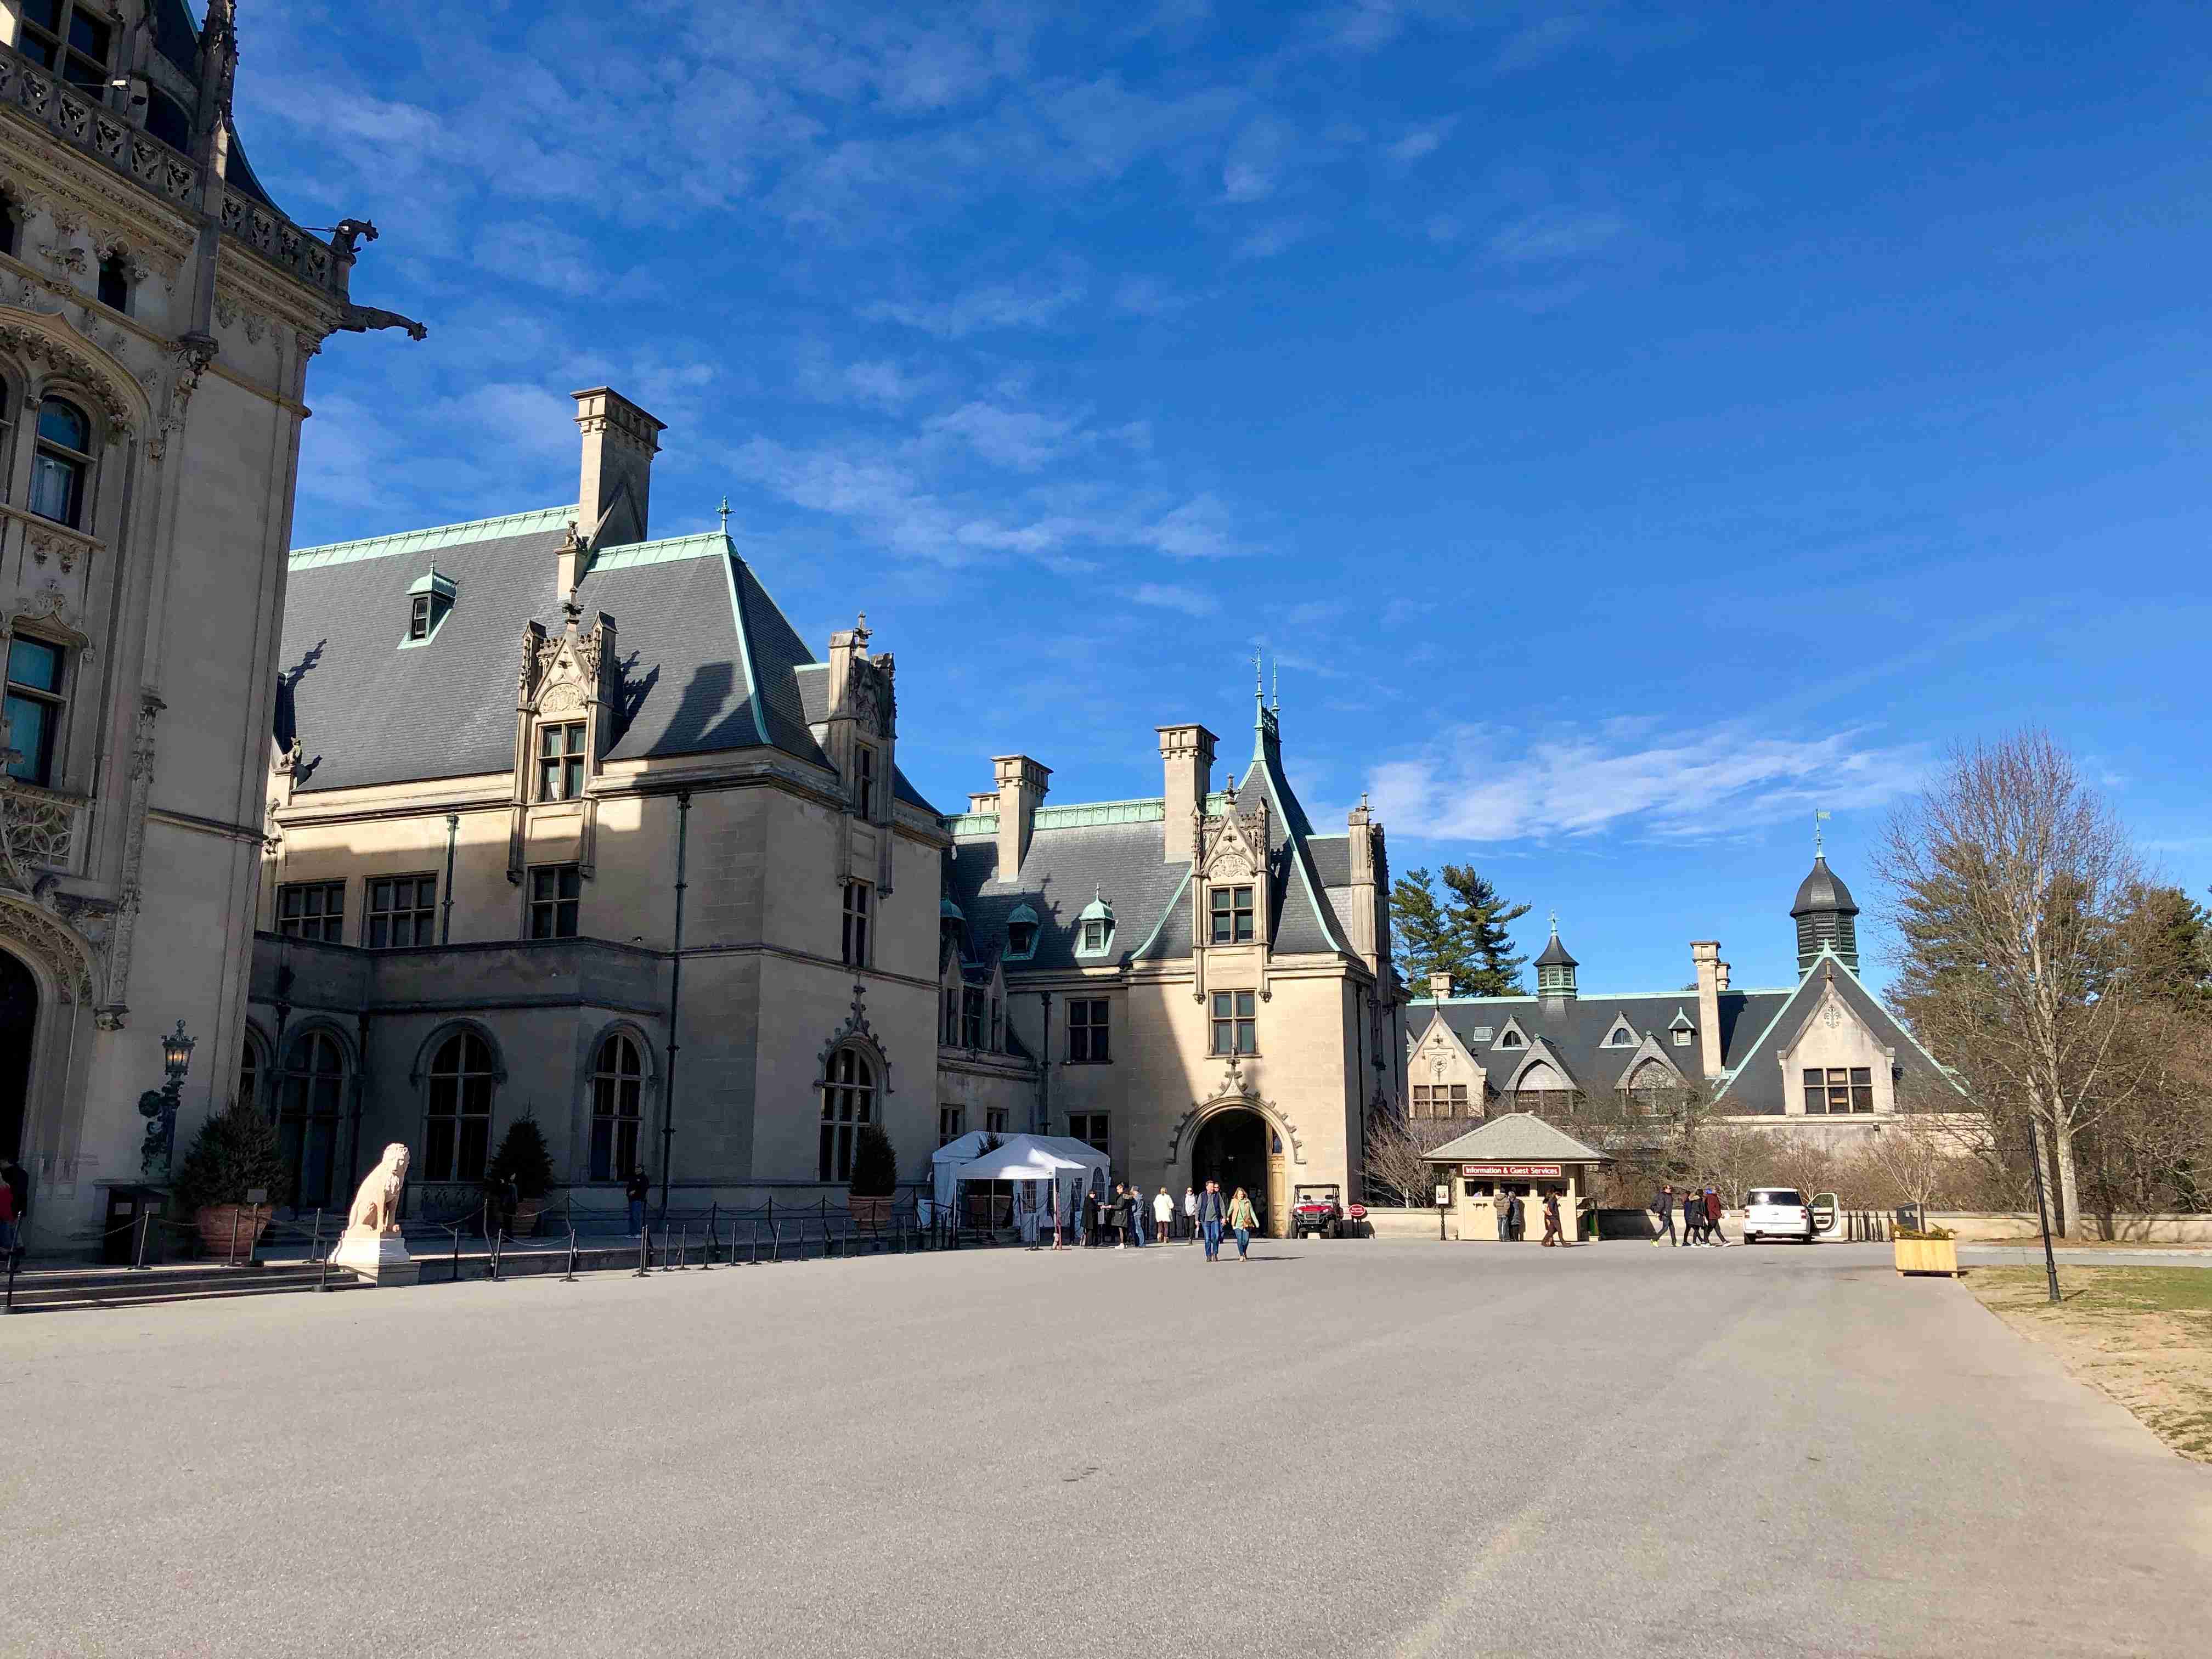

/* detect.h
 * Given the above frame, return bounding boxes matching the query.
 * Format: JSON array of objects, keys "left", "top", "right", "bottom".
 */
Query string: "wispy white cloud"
[
  {"left": 1487, "top": 207, "right": 1630, "bottom": 264},
  {"left": 1237, "top": 216, "right": 1322, "bottom": 259},
  {"left": 1386, "top": 116, "right": 1459, "bottom": 163},
  {"left": 1368, "top": 721, "right": 1930, "bottom": 843},
  {"left": 924, "top": 401, "right": 1085, "bottom": 471},
  {"left": 862, "top": 273, "right": 1088, "bottom": 338},
  {"left": 1130, "top": 582, "right": 1220, "bottom": 616},
  {"left": 1493, "top": 14, "right": 1596, "bottom": 74}
]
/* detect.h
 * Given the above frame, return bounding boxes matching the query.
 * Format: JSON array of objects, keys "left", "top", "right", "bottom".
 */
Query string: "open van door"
[{"left": 1812, "top": 1191, "right": 1843, "bottom": 1240}]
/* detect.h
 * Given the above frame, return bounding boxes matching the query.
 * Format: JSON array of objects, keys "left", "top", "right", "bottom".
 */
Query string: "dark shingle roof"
[
  {"left": 1534, "top": 930, "right": 1579, "bottom": 969},
  {"left": 277, "top": 509, "right": 947, "bottom": 807},
  {"left": 1791, "top": 855, "right": 1860, "bottom": 918},
  {"left": 946, "top": 821, "right": 1190, "bottom": 973},
  {"left": 1418, "top": 988, "right": 1790, "bottom": 1104},
  {"left": 1709, "top": 953, "right": 1954, "bottom": 1114}
]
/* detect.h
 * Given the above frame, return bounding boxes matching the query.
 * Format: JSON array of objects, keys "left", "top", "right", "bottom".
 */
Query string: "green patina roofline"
[
  {"left": 947, "top": 812, "right": 998, "bottom": 838},
  {"left": 1409, "top": 986, "right": 1797, "bottom": 1008},
  {"left": 291, "top": 505, "right": 574, "bottom": 570},
  {"left": 1034, "top": 797, "right": 1165, "bottom": 829},
  {"left": 586, "top": 530, "right": 737, "bottom": 574}
]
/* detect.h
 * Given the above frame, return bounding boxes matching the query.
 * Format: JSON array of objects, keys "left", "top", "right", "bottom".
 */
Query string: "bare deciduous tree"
[{"left": 1876, "top": 730, "right": 2144, "bottom": 1236}]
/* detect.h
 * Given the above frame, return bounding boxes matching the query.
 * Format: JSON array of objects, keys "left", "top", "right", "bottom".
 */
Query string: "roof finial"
[
  {"left": 1252, "top": 645, "right": 1264, "bottom": 702},
  {"left": 717, "top": 495, "right": 731, "bottom": 535},
  {"left": 1814, "top": 808, "right": 1830, "bottom": 858},
  {"left": 1271, "top": 657, "right": 1279, "bottom": 713},
  {"left": 1548, "top": 909, "right": 1559, "bottom": 936}
]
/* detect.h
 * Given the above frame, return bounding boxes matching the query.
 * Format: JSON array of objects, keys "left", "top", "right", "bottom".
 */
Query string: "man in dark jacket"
[
  {"left": 1652, "top": 1183, "right": 1677, "bottom": 1247},
  {"left": 1681, "top": 1188, "right": 1705, "bottom": 1246},
  {"left": 1540, "top": 1192, "right": 1564, "bottom": 1246},
  {"left": 625, "top": 1168, "right": 651, "bottom": 1235},
  {"left": 1195, "top": 1180, "right": 1227, "bottom": 1261},
  {"left": 1703, "top": 1184, "right": 1729, "bottom": 1247},
  {"left": 1506, "top": 1192, "right": 1525, "bottom": 1242}
]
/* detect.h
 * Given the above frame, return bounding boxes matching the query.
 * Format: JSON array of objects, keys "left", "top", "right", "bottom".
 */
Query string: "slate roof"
[
  {"left": 943, "top": 704, "right": 1353, "bottom": 973},
  {"left": 1424, "top": 1113, "right": 1611, "bottom": 1164},
  {"left": 1409, "top": 950, "right": 1957, "bottom": 1118},
  {"left": 279, "top": 507, "right": 937, "bottom": 810},
  {"left": 1791, "top": 855, "right": 1860, "bottom": 918},
  {"left": 1534, "top": 930, "right": 1579, "bottom": 969}
]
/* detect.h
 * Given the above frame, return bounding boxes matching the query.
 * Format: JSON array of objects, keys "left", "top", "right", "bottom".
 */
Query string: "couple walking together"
[{"left": 1192, "top": 1180, "right": 1259, "bottom": 1262}]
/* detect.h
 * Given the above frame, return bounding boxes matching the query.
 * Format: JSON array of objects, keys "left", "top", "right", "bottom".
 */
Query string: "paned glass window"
[
  {"left": 408, "top": 594, "right": 433, "bottom": 640},
  {"left": 854, "top": 743, "right": 875, "bottom": 817},
  {"left": 1068, "top": 1112, "right": 1109, "bottom": 1156},
  {"left": 1081, "top": 917, "right": 1111, "bottom": 952},
  {"left": 1803, "top": 1068, "right": 1873, "bottom": 1114},
  {"left": 536, "top": 720, "right": 586, "bottom": 800},
  {"left": 1068, "top": 997, "right": 1110, "bottom": 1062},
  {"left": 30, "top": 397, "right": 91, "bottom": 527},
  {"left": 938, "top": 1105, "right": 964, "bottom": 1147},
  {"left": 819, "top": 1047, "right": 874, "bottom": 1181},
  {"left": 275, "top": 1029, "right": 347, "bottom": 1210},
  {"left": 276, "top": 881, "right": 345, "bottom": 943},
  {"left": 4, "top": 636, "right": 65, "bottom": 786},
  {"left": 1672, "top": 1029, "right": 1691, "bottom": 1046},
  {"left": 422, "top": 1029, "right": 496, "bottom": 1183},
  {"left": 1209, "top": 884, "right": 1254, "bottom": 944},
  {"left": 985, "top": 1107, "right": 1008, "bottom": 1135},
  {"left": 1210, "top": 990, "right": 1256, "bottom": 1054},
  {"left": 842, "top": 882, "right": 871, "bottom": 966},
  {"left": 17, "top": 1, "right": 114, "bottom": 90},
  {"left": 528, "top": 863, "right": 580, "bottom": 939},
  {"left": 588, "top": 1032, "right": 644, "bottom": 1181},
  {"left": 364, "top": 874, "right": 437, "bottom": 948},
  {"left": 961, "top": 986, "right": 985, "bottom": 1049}
]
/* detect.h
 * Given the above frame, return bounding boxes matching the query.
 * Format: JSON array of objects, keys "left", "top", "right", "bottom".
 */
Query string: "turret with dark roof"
[
  {"left": 1534, "top": 916, "right": 1578, "bottom": 1003},
  {"left": 1789, "top": 855, "right": 1860, "bottom": 976}
]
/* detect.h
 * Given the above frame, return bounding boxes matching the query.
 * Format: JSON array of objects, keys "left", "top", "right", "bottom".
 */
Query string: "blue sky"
[{"left": 236, "top": 1, "right": 2211, "bottom": 995}]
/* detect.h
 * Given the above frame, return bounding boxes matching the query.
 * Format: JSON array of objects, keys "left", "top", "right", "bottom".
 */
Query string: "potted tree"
[
  {"left": 1893, "top": 1223, "right": 1960, "bottom": 1277},
  {"left": 171, "top": 1102, "right": 289, "bottom": 1262},
  {"left": 848, "top": 1123, "right": 897, "bottom": 1227},
  {"left": 487, "top": 1114, "right": 555, "bottom": 1238}
]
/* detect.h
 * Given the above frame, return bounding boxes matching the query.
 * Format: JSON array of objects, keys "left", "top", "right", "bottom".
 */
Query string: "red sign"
[{"left": 1461, "top": 1163, "right": 1563, "bottom": 1178}]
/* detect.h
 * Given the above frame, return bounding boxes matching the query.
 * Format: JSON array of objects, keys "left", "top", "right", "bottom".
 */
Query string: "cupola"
[
  {"left": 1534, "top": 913, "right": 1578, "bottom": 1004},
  {"left": 1790, "top": 855, "right": 1860, "bottom": 977}
]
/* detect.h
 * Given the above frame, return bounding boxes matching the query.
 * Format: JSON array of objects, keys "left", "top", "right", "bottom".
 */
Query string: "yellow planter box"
[{"left": 1894, "top": 1236, "right": 1959, "bottom": 1276}]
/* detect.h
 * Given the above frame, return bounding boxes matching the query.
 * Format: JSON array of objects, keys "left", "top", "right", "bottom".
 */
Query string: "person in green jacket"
[{"left": 1226, "top": 1187, "right": 1259, "bottom": 1261}]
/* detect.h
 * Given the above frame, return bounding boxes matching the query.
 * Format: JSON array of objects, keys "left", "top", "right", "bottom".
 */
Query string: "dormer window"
[
  {"left": 1005, "top": 900, "right": 1039, "bottom": 961},
  {"left": 536, "top": 721, "right": 586, "bottom": 800},
  {"left": 1074, "top": 890, "right": 1115, "bottom": 960},
  {"left": 854, "top": 743, "right": 876, "bottom": 817},
  {"left": 17, "top": 1, "right": 115, "bottom": 93},
  {"left": 402, "top": 568, "right": 456, "bottom": 645},
  {"left": 1672, "top": 1029, "right": 1691, "bottom": 1047},
  {"left": 1209, "top": 884, "right": 1254, "bottom": 944},
  {"left": 1607, "top": 1026, "right": 1636, "bottom": 1047},
  {"left": 940, "top": 898, "right": 967, "bottom": 966},
  {"left": 96, "top": 251, "right": 130, "bottom": 313},
  {"left": 1496, "top": 1029, "right": 1524, "bottom": 1049}
]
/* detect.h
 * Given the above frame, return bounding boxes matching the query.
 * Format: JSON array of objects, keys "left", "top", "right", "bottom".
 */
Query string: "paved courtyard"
[{"left": 4, "top": 1239, "right": 2208, "bottom": 1658}]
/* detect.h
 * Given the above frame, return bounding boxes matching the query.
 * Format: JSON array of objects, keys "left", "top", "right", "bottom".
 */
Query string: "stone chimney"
[
  {"left": 1344, "top": 796, "right": 1386, "bottom": 973},
  {"left": 991, "top": 755, "right": 1050, "bottom": 882},
  {"left": 1716, "top": 961, "right": 1731, "bottom": 993},
  {"left": 571, "top": 388, "right": 665, "bottom": 571},
  {"left": 968, "top": 792, "right": 1000, "bottom": 816},
  {"left": 1690, "top": 941, "right": 1723, "bottom": 1079},
  {"left": 1156, "top": 724, "right": 1217, "bottom": 865},
  {"left": 1428, "top": 973, "right": 1452, "bottom": 1001}
]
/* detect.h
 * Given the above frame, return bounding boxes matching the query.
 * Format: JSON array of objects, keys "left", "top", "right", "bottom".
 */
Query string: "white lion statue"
[{"left": 345, "top": 1143, "right": 410, "bottom": 1235}]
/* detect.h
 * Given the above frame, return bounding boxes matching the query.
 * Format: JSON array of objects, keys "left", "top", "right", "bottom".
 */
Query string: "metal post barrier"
[
  {"left": 750, "top": 1217, "right": 762, "bottom": 1265},
  {"left": 450, "top": 1226, "right": 463, "bottom": 1284},
  {"left": 561, "top": 1224, "right": 579, "bottom": 1283},
  {"left": 634, "top": 1227, "right": 651, "bottom": 1277},
  {"left": 4, "top": 1241, "right": 18, "bottom": 1312},
  {"left": 705, "top": 1205, "right": 719, "bottom": 1268},
  {"left": 489, "top": 1228, "right": 503, "bottom": 1282},
  {"left": 675, "top": 1224, "right": 690, "bottom": 1269},
  {"left": 134, "top": 1208, "right": 152, "bottom": 1271}
]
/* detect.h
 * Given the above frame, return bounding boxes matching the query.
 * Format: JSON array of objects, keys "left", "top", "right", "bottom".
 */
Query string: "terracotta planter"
[
  {"left": 847, "top": 1195, "right": 892, "bottom": 1228},
  {"left": 1894, "top": 1236, "right": 1959, "bottom": 1277},
  {"left": 195, "top": 1203, "right": 273, "bottom": 1263},
  {"left": 510, "top": 1199, "right": 545, "bottom": 1239}
]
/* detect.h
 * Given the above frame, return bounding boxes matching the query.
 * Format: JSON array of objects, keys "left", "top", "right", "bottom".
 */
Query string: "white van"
[{"left": 1742, "top": 1186, "right": 1815, "bottom": 1244}]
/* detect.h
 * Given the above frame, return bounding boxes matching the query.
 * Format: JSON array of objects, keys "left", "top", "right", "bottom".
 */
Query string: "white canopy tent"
[{"left": 927, "top": 1132, "right": 1112, "bottom": 1229}]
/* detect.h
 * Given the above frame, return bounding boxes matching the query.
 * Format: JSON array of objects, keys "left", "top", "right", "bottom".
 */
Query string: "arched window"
[
  {"left": 1516, "top": 1061, "right": 1575, "bottom": 1123},
  {"left": 819, "top": 1046, "right": 874, "bottom": 1182},
  {"left": 237, "top": 1031, "right": 264, "bottom": 1113},
  {"left": 1496, "top": 1029, "right": 1523, "bottom": 1049},
  {"left": 276, "top": 1029, "right": 347, "bottom": 1211},
  {"left": 588, "top": 1032, "right": 644, "bottom": 1182},
  {"left": 30, "top": 397, "right": 91, "bottom": 528},
  {"left": 424, "top": 1029, "right": 496, "bottom": 1182},
  {"left": 95, "top": 252, "right": 129, "bottom": 313}
]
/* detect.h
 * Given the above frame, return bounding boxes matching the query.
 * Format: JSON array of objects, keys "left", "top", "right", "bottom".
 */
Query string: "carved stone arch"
[
  {"left": 0, "top": 895, "right": 96, "bottom": 1003},
  {"left": 407, "top": 1017, "right": 507, "bottom": 1087},
  {"left": 815, "top": 981, "right": 893, "bottom": 1097},
  {"left": 1162, "top": 1065, "right": 1307, "bottom": 1169},
  {"left": 585, "top": 1017, "right": 659, "bottom": 1081},
  {"left": 280, "top": 1015, "right": 360, "bottom": 1074},
  {"left": 0, "top": 308, "right": 148, "bottom": 432}
]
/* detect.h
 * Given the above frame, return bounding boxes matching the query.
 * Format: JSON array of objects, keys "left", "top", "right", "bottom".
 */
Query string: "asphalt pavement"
[{"left": 3, "top": 1238, "right": 2207, "bottom": 1658}]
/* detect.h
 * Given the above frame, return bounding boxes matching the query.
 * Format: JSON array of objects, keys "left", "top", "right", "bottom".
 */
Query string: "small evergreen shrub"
[
  {"left": 849, "top": 1124, "right": 898, "bottom": 1198},
  {"left": 487, "top": 1114, "right": 556, "bottom": 1200},
  {"left": 171, "top": 1102, "right": 289, "bottom": 1213}
]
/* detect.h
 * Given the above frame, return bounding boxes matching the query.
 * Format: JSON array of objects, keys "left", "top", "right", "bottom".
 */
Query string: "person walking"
[
  {"left": 1196, "top": 1180, "right": 1227, "bottom": 1262},
  {"left": 1494, "top": 1190, "right": 1511, "bottom": 1242},
  {"left": 0, "top": 1170, "right": 17, "bottom": 1265},
  {"left": 1182, "top": 1185, "right": 1198, "bottom": 1242},
  {"left": 1680, "top": 1187, "right": 1704, "bottom": 1246},
  {"left": 1226, "top": 1186, "right": 1259, "bottom": 1261},
  {"left": 1047, "top": 1180, "right": 1064, "bottom": 1251},
  {"left": 1125, "top": 1183, "right": 1146, "bottom": 1247},
  {"left": 1703, "top": 1184, "right": 1729, "bottom": 1247},
  {"left": 624, "top": 1167, "right": 651, "bottom": 1235},
  {"left": 1651, "top": 1183, "right": 1677, "bottom": 1248},
  {"left": 1507, "top": 1192, "right": 1525, "bottom": 1243},
  {"left": 1153, "top": 1187, "right": 1174, "bottom": 1247},
  {"left": 1540, "top": 1190, "right": 1564, "bottom": 1247}
]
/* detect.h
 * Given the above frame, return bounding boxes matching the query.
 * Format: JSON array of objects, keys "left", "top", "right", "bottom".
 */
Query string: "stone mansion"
[{"left": 246, "top": 390, "right": 1402, "bottom": 1233}]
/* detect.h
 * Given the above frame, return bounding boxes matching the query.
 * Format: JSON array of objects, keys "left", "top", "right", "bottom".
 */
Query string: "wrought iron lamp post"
[{"left": 137, "top": 1020, "right": 198, "bottom": 1178}]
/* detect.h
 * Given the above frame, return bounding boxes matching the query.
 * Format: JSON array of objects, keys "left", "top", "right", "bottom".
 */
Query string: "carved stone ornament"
[
  {"left": 815, "top": 981, "right": 893, "bottom": 1095},
  {"left": 0, "top": 782, "right": 76, "bottom": 882},
  {"left": 1161, "top": 1058, "right": 1307, "bottom": 1169},
  {"left": 538, "top": 682, "right": 583, "bottom": 716},
  {"left": 0, "top": 894, "right": 97, "bottom": 1002},
  {"left": 344, "top": 1143, "right": 412, "bottom": 1236},
  {"left": 0, "top": 317, "right": 138, "bottom": 431}
]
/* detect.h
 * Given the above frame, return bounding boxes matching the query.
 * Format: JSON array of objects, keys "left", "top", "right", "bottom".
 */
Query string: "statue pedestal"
[{"left": 328, "top": 1229, "right": 420, "bottom": 1287}]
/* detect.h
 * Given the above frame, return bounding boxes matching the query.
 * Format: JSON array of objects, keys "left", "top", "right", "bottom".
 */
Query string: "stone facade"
[{"left": 0, "top": 2, "right": 420, "bottom": 1249}]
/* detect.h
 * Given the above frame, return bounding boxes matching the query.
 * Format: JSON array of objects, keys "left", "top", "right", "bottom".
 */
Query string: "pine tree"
[
  {"left": 1389, "top": 867, "right": 1474, "bottom": 993},
  {"left": 1439, "top": 864, "right": 1530, "bottom": 996}
]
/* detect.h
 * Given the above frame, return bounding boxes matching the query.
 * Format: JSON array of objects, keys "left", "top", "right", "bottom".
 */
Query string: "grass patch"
[{"left": 1970, "top": 1266, "right": 2212, "bottom": 1462}]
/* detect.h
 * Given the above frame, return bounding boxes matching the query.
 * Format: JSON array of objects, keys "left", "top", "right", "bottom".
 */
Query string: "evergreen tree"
[
  {"left": 1389, "top": 865, "right": 1530, "bottom": 997},
  {"left": 1438, "top": 863, "right": 1530, "bottom": 996}
]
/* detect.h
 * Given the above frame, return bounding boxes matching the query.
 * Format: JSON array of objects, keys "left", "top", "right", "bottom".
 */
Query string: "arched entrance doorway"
[
  {"left": 1189, "top": 1107, "right": 1289, "bottom": 1237},
  {"left": 0, "top": 950, "right": 33, "bottom": 1162}
]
